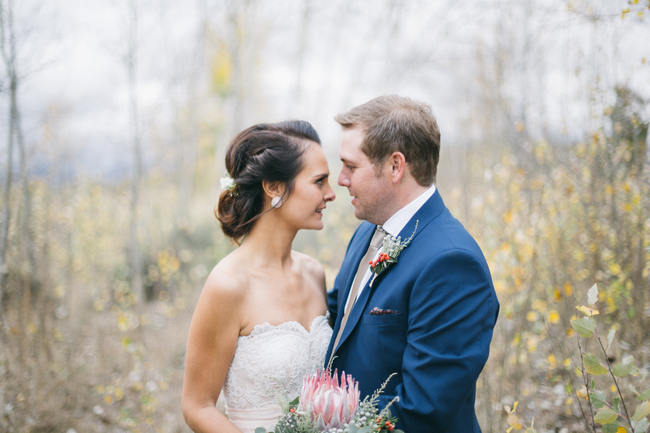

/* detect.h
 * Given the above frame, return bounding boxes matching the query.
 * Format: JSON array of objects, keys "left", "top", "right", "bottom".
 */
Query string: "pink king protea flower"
[{"left": 298, "top": 369, "right": 360, "bottom": 430}]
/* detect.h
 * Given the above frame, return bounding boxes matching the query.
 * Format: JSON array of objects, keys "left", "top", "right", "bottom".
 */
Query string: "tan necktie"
[{"left": 330, "top": 226, "right": 386, "bottom": 358}]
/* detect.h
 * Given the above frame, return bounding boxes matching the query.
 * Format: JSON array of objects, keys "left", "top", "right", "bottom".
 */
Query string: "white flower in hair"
[{"left": 220, "top": 176, "right": 235, "bottom": 191}]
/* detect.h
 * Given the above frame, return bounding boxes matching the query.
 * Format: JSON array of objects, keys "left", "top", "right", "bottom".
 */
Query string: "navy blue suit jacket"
[{"left": 325, "top": 191, "right": 499, "bottom": 433}]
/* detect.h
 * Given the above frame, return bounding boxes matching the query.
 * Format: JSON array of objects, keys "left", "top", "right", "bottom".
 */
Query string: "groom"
[{"left": 325, "top": 95, "right": 499, "bottom": 433}]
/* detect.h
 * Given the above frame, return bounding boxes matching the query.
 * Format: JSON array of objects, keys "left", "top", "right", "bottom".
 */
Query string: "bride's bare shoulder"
[
  {"left": 201, "top": 252, "right": 250, "bottom": 303},
  {"left": 292, "top": 251, "right": 325, "bottom": 285}
]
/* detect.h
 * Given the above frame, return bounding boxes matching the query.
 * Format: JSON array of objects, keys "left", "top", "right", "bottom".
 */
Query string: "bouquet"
[{"left": 255, "top": 369, "right": 403, "bottom": 433}]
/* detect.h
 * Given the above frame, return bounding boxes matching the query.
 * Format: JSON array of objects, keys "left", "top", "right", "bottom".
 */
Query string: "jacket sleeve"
[{"left": 379, "top": 249, "right": 499, "bottom": 432}]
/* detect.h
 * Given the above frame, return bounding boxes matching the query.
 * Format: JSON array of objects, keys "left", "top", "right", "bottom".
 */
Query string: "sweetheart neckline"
[{"left": 239, "top": 314, "right": 328, "bottom": 339}]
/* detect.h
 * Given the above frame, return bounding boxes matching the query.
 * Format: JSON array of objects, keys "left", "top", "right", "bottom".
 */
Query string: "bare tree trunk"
[
  {"left": 228, "top": 0, "right": 249, "bottom": 133},
  {"left": 291, "top": 0, "right": 311, "bottom": 109},
  {"left": 174, "top": 0, "right": 207, "bottom": 225},
  {"left": 0, "top": 0, "right": 15, "bottom": 312},
  {"left": 1, "top": 1, "right": 34, "bottom": 366},
  {"left": 15, "top": 70, "right": 34, "bottom": 368},
  {"left": 126, "top": 1, "right": 144, "bottom": 302}
]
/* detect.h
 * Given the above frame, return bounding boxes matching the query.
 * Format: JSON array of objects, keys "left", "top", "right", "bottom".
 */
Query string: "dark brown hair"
[
  {"left": 335, "top": 95, "right": 440, "bottom": 185},
  {"left": 216, "top": 120, "right": 321, "bottom": 242}
]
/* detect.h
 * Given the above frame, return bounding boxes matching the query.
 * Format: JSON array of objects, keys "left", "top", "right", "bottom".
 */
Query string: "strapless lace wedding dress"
[{"left": 223, "top": 315, "right": 332, "bottom": 433}]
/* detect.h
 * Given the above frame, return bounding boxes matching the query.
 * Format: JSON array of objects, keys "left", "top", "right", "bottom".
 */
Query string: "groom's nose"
[{"left": 338, "top": 169, "right": 350, "bottom": 188}]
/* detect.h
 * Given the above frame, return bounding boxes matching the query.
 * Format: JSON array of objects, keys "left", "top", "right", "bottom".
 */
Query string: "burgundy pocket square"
[{"left": 369, "top": 307, "right": 400, "bottom": 316}]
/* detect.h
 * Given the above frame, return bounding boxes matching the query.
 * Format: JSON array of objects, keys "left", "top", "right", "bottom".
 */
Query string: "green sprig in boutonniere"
[{"left": 368, "top": 220, "right": 419, "bottom": 287}]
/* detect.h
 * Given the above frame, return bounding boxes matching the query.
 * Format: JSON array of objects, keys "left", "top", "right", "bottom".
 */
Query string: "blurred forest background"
[{"left": 1, "top": 0, "right": 648, "bottom": 432}]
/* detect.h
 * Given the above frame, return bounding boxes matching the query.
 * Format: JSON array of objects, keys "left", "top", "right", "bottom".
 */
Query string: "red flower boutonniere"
[{"left": 368, "top": 220, "right": 419, "bottom": 287}]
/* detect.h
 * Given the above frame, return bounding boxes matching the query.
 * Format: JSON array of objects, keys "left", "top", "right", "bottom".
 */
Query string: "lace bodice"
[{"left": 223, "top": 315, "right": 332, "bottom": 432}]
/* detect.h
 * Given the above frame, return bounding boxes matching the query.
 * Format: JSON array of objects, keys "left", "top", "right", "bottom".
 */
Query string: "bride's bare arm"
[{"left": 181, "top": 268, "right": 244, "bottom": 433}]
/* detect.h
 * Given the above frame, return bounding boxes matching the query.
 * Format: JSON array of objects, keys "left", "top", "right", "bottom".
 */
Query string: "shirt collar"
[{"left": 382, "top": 184, "right": 436, "bottom": 237}]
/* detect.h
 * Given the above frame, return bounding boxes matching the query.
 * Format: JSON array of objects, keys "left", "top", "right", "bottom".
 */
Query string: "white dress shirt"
[{"left": 344, "top": 184, "right": 437, "bottom": 310}]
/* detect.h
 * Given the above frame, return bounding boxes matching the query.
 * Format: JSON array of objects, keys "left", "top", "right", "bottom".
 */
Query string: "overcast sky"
[{"left": 2, "top": 0, "right": 649, "bottom": 180}]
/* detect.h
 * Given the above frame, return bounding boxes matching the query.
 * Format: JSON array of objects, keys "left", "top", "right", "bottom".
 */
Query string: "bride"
[{"left": 181, "top": 120, "right": 336, "bottom": 433}]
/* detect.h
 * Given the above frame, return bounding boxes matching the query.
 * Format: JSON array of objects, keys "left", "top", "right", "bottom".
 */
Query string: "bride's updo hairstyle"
[{"left": 216, "top": 120, "right": 321, "bottom": 242}]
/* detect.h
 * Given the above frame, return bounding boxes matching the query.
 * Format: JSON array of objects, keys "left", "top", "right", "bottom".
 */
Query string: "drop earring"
[{"left": 271, "top": 196, "right": 282, "bottom": 208}]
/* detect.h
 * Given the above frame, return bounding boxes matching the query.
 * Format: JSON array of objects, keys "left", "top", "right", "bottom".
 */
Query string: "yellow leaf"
[
  {"left": 548, "top": 354, "right": 557, "bottom": 368},
  {"left": 27, "top": 322, "right": 37, "bottom": 335},
  {"left": 211, "top": 46, "right": 233, "bottom": 93},
  {"left": 611, "top": 385, "right": 617, "bottom": 393},
  {"left": 117, "top": 312, "right": 129, "bottom": 332},
  {"left": 564, "top": 282, "right": 573, "bottom": 296},
  {"left": 526, "top": 311, "right": 538, "bottom": 322},
  {"left": 507, "top": 413, "right": 523, "bottom": 430},
  {"left": 622, "top": 8, "right": 631, "bottom": 19},
  {"left": 532, "top": 299, "right": 547, "bottom": 312},
  {"left": 564, "top": 358, "right": 572, "bottom": 367},
  {"left": 554, "top": 289, "right": 562, "bottom": 301},
  {"left": 549, "top": 310, "right": 560, "bottom": 324},
  {"left": 105, "top": 395, "right": 113, "bottom": 404},
  {"left": 594, "top": 407, "right": 618, "bottom": 424},
  {"left": 577, "top": 388, "right": 588, "bottom": 399},
  {"left": 576, "top": 305, "right": 599, "bottom": 316},
  {"left": 617, "top": 427, "right": 627, "bottom": 433}
]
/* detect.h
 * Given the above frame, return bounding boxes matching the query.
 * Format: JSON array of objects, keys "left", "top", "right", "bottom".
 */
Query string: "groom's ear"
[
  {"left": 262, "top": 180, "right": 286, "bottom": 200},
  {"left": 387, "top": 151, "right": 407, "bottom": 184}
]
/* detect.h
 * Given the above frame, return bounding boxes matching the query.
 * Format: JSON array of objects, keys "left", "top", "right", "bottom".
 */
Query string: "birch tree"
[{"left": 126, "top": 1, "right": 144, "bottom": 301}]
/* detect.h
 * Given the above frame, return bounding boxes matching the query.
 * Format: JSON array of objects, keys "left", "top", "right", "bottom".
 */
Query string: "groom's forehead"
[{"left": 339, "top": 132, "right": 367, "bottom": 159}]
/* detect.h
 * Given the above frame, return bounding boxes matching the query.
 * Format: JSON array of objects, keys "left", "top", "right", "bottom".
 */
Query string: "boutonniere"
[{"left": 368, "top": 220, "right": 419, "bottom": 287}]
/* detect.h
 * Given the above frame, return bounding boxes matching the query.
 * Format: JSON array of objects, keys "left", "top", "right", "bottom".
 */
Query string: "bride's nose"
[{"left": 324, "top": 183, "right": 335, "bottom": 202}]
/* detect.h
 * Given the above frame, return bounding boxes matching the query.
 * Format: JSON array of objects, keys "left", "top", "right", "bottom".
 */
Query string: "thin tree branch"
[
  {"left": 596, "top": 334, "right": 635, "bottom": 432},
  {"left": 577, "top": 335, "right": 597, "bottom": 433}
]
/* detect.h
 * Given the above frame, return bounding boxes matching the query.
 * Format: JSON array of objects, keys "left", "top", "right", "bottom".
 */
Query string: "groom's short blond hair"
[{"left": 335, "top": 95, "right": 440, "bottom": 186}]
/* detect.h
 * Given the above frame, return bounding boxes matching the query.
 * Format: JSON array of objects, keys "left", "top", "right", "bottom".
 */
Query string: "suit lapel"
[
  {"left": 336, "top": 224, "right": 375, "bottom": 319},
  {"left": 333, "top": 190, "right": 447, "bottom": 354}
]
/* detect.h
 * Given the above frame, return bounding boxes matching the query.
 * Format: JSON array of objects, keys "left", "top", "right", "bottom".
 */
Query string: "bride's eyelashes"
[{"left": 313, "top": 174, "right": 329, "bottom": 185}]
